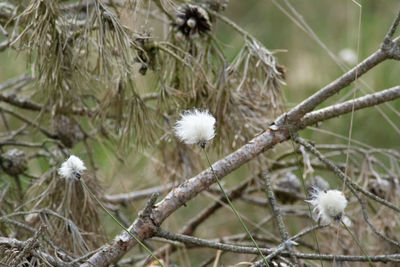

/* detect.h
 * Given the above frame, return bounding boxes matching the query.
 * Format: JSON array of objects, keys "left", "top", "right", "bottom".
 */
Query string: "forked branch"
[{"left": 80, "top": 10, "right": 400, "bottom": 267}]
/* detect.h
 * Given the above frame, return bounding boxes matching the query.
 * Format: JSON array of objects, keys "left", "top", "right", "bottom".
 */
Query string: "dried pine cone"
[
  {"left": 52, "top": 115, "right": 84, "bottom": 148},
  {"left": 175, "top": 4, "right": 211, "bottom": 38},
  {"left": 1, "top": 149, "right": 28, "bottom": 176}
]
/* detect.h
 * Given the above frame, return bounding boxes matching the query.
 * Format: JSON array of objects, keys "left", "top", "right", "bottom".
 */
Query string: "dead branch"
[
  {"left": 80, "top": 11, "right": 400, "bottom": 265},
  {"left": 301, "top": 85, "right": 400, "bottom": 127}
]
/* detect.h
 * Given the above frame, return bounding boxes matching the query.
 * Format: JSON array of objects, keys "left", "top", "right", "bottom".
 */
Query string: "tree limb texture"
[
  {"left": 81, "top": 16, "right": 400, "bottom": 267},
  {"left": 155, "top": 228, "right": 400, "bottom": 263},
  {"left": 301, "top": 85, "right": 400, "bottom": 127}
]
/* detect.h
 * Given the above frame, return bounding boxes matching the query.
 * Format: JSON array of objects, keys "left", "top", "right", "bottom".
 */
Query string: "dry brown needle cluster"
[{"left": 0, "top": 0, "right": 399, "bottom": 266}]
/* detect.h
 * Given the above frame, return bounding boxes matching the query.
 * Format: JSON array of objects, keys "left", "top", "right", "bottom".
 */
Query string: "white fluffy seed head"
[
  {"left": 339, "top": 48, "right": 357, "bottom": 65},
  {"left": 307, "top": 189, "right": 348, "bottom": 224},
  {"left": 174, "top": 109, "right": 216, "bottom": 147},
  {"left": 58, "top": 155, "right": 86, "bottom": 180}
]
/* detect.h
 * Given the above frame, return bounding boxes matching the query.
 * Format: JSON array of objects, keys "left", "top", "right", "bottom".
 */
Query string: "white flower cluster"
[
  {"left": 58, "top": 155, "right": 86, "bottom": 180},
  {"left": 307, "top": 189, "right": 348, "bottom": 224},
  {"left": 174, "top": 109, "right": 216, "bottom": 148}
]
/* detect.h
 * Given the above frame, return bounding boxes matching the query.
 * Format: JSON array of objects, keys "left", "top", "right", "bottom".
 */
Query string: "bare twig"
[
  {"left": 155, "top": 228, "right": 400, "bottom": 263},
  {"left": 275, "top": 25, "right": 400, "bottom": 126},
  {"left": 104, "top": 182, "right": 179, "bottom": 205},
  {"left": 0, "top": 232, "right": 69, "bottom": 267},
  {"left": 295, "top": 137, "right": 400, "bottom": 213},
  {"left": 155, "top": 228, "right": 273, "bottom": 256},
  {"left": 295, "top": 137, "right": 400, "bottom": 248},
  {"left": 301, "top": 86, "right": 400, "bottom": 127},
  {"left": 11, "top": 224, "right": 46, "bottom": 265},
  {"left": 0, "top": 74, "right": 33, "bottom": 91},
  {"left": 0, "top": 106, "right": 57, "bottom": 139},
  {"left": 149, "top": 178, "right": 251, "bottom": 263},
  {"left": 262, "top": 171, "right": 298, "bottom": 266},
  {"left": 76, "top": 10, "right": 400, "bottom": 267}
]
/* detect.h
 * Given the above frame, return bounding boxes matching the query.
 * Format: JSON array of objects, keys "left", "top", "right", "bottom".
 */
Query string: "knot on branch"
[
  {"left": 381, "top": 11, "right": 400, "bottom": 59},
  {"left": 139, "top": 193, "right": 159, "bottom": 221},
  {"left": 129, "top": 216, "right": 158, "bottom": 242},
  {"left": 270, "top": 112, "right": 303, "bottom": 135},
  {"left": 381, "top": 38, "right": 400, "bottom": 59},
  {"left": 282, "top": 239, "right": 298, "bottom": 250},
  {"left": 136, "top": 193, "right": 160, "bottom": 236},
  {"left": 115, "top": 193, "right": 160, "bottom": 250}
]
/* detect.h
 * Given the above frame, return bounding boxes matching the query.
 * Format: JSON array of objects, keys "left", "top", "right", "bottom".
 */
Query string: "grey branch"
[
  {"left": 104, "top": 182, "right": 178, "bottom": 205},
  {"left": 275, "top": 49, "right": 387, "bottom": 125},
  {"left": 0, "top": 106, "right": 57, "bottom": 139},
  {"left": 156, "top": 228, "right": 274, "bottom": 255},
  {"left": 275, "top": 11, "right": 400, "bottom": 126},
  {"left": 295, "top": 137, "right": 400, "bottom": 213},
  {"left": 0, "top": 234, "right": 67, "bottom": 267},
  {"left": 155, "top": 228, "right": 400, "bottom": 263},
  {"left": 263, "top": 171, "right": 298, "bottom": 266},
  {"left": 80, "top": 12, "right": 400, "bottom": 267},
  {"left": 301, "top": 85, "right": 400, "bottom": 127},
  {"left": 295, "top": 137, "right": 400, "bottom": 248},
  {"left": 11, "top": 224, "right": 46, "bottom": 266},
  {"left": 147, "top": 178, "right": 251, "bottom": 264}
]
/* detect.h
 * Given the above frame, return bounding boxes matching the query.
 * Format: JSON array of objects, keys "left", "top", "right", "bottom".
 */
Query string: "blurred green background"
[
  {"left": 221, "top": 0, "right": 400, "bottom": 149},
  {"left": 1, "top": 0, "right": 399, "bottom": 265}
]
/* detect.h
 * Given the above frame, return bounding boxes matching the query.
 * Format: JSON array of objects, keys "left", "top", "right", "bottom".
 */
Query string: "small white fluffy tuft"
[
  {"left": 174, "top": 109, "right": 216, "bottom": 147},
  {"left": 307, "top": 189, "right": 348, "bottom": 224},
  {"left": 58, "top": 155, "right": 86, "bottom": 180},
  {"left": 339, "top": 48, "right": 357, "bottom": 65}
]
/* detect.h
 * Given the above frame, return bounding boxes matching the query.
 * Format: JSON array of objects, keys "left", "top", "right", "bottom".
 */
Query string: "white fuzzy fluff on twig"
[
  {"left": 58, "top": 155, "right": 86, "bottom": 180},
  {"left": 339, "top": 48, "right": 358, "bottom": 65},
  {"left": 174, "top": 109, "right": 216, "bottom": 148},
  {"left": 307, "top": 189, "right": 348, "bottom": 224}
]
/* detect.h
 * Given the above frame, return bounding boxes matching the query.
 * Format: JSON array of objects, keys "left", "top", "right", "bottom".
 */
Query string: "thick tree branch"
[
  {"left": 81, "top": 126, "right": 289, "bottom": 267},
  {"left": 81, "top": 83, "right": 400, "bottom": 267},
  {"left": 81, "top": 12, "right": 400, "bottom": 267},
  {"left": 274, "top": 11, "right": 400, "bottom": 126},
  {"left": 148, "top": 178, "right": 251, "bottom": 263},
  {"left": 275, "top": 49, "right": 387, "bottom": 125}
]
